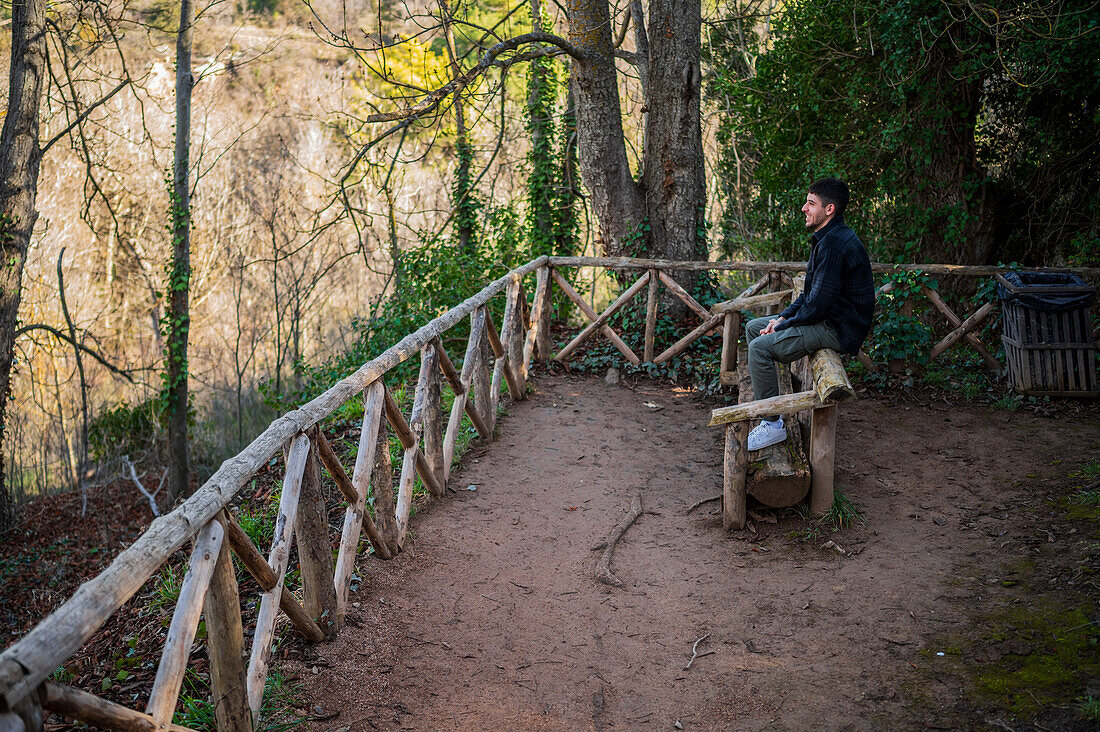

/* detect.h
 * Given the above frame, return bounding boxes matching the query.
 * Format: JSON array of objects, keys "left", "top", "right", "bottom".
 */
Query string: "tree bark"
[
  {"left": 643, "top": 0, "right": 705, "bottom": 290},
  {"left": 166, "top": 0, "right": 195, "bottom": 502},
  {"left": 0, "top": 0, "right": 47, "bottom": 528},
  {"left": 566, "top": 0, "right": 706, "bottom": 305},
  {"left": 566, "top": 0, "right": 646, "bottom": 255}
]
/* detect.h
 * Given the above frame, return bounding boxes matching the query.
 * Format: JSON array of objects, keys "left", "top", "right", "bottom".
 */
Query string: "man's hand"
[{"left": 760, "top": 317, "right": 784, "bottom": 335}]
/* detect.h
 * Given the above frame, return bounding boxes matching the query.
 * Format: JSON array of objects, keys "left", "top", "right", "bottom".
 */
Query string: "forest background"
[{"left": 0, "top": 0, "right": 1096, "bottom": 521}]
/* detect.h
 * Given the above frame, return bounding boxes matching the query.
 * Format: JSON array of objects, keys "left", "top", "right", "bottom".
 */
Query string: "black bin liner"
[{"left": 996, "top": 271, "right": 1094, "bottom": 313}]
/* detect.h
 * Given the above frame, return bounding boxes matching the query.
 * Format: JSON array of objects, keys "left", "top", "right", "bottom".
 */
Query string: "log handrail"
[
  {"left": 3, "top": 253, "right": 1097, "bottom": 731},
  {"left": 0, "top": 255, "right": 547, "bottom": 716}
]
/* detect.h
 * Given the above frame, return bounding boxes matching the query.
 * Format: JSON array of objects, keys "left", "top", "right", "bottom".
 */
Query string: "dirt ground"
[{"left": 287, "top": 373, "right": 1100, "bottom": 731}]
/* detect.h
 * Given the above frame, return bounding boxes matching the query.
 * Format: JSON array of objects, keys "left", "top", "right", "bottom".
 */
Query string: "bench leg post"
[
  {"left": 809, "top": 404, "right": 838, "bottom": 516},
  {"left": 723, "top": 422, "right": 748, "bottom": 530}
]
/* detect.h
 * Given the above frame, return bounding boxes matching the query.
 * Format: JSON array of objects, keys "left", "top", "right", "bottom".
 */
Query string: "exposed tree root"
[{"left": 592, "top": 494, "right": 643, "bottom": 587}]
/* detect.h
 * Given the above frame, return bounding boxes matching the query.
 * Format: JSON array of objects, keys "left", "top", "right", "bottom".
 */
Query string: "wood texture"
[
  {"left": 471, "top": 308, "right": 495, "bottom": 433},
  {"left": 554, "top": 271, "right": 650, "bottom": 362},
  {"left": 523, "top": 267, "right": 550, "bottom": 374},
  {"left": 419, "top": 346, "right": 445, "bottom": 495},
  {"left": 737, "top": 276, "right": 769, "bottom": 299},
  {"left": 720, "top": 312, "right": 740, "bottom": 377},
  {"left": 492, "top": 280, "right": 525, "bottom": 400},
  {"left": 653, "top": 313, "right": 723, "bottom": 364},
  {"left": 433, "top": 337, "right": 462, "bottom": 396},
  {"left": 550, "top": 269, "right": 640, "bottom": 364},
  {"left": 809, "top": 405, "right": 839, "bottom": 517},
  {"left": 146, "top": 521, "right": 224, "bottom": 729},
  {"left": 246, "top": 433, "right": 310, "bottom": 716},
  {"left": 222, "top": 516, "right": 323, "bottom": 642},
  {"left": 928, "top": 298, "right": 996, "bottom": 360},
  {"left": 332, "top": 386, "right": 386, "bottom": 617},
  {"left": 324, "top": 392, "right": 391, "bottom": 562},
  {"left": 709, "top": 391, "right": 819, "bottom": 426},
  {"left": 710, "top": 289, "right": 793, "bottom": 315},
  {"left": 644, "top": 269, "right": 660, "bottom": 362},
  {"left": 370, "top": 417, "right": 398, "bottom": 554},
  {"left": 722, "top": 424, "right": 747, "bottom": 530},
  {"left": 204, "top": 513, "right": 252, "bottom": 732},
  {"left": 394, "top": 445, "right": 418, "bottom": 549},
  {"left": 295, "top": 434, "right": 337, "bottom": 638},
  {"left": 536, "top": 266, "right": 553, "bottom": 362},
  {"left": 506, "top": 276, "right": 528, "bottom": 395},
  {"left": 809, "top": 350, "right": 856, "bottom": 404},
  {"left": 922, "top": 285, "right": 1000, "bottom": 370},
  {"left": 43, "top": 683, "right": 196, "bottom": 732},
  {"left": 657, "top": 270, "right": 709, "bottom": 320},
  {"left": 314, "top": 430, "right": 358, "bottom": 505},
  {"left": 384, "top": 384, "right": 443, "bottom": 496},
  {"left": 461, "top": 309, "right": 493, "bottom": 439}
]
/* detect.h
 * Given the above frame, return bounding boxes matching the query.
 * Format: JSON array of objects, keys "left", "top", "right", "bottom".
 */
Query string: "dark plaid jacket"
[{"left": 775, "top": 215, "right": 875, "bottom": 354}]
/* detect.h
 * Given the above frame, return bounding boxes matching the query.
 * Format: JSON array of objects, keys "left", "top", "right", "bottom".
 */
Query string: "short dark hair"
[{"left": 808, "top": 177, "right": 849, "bottom": 215}]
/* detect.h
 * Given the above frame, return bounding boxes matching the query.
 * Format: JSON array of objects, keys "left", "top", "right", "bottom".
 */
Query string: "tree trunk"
[
  {"left": 0, "top": 0, "right": 47, "bottom": 528},
  {"left": 566, "top": 0, "right": 646, "bottom": 255},
  {"left": 566, "top": 0, "right": 706, "bottom": 303},
  {"left": 643, "top": 0, "right": 705, "bottom": 272},
  {"left": 166, "top": 0, "right": 195, "bottom": 502}
]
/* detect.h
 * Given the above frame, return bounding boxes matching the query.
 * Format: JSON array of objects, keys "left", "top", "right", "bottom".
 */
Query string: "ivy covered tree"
[
  {"left": 712, "top": 0, "right": 1099, "bottom": 266},
  {"left": 524, "top": 0, "right": 579, "bottom": 260}
]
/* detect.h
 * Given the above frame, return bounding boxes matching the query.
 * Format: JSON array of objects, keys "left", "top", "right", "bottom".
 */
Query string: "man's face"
[{"left": 802, "top": 193, "right": 835, "bottom": 232}]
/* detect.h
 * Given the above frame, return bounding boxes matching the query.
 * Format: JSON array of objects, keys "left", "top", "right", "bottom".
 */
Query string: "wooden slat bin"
[{"left": 997, "top": 272, "right": 1098, "bottom": 397}]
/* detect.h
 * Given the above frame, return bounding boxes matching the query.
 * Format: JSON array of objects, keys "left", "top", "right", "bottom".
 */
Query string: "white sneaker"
[{"left": 747, "top": 420, "right": 786, "bottom": 451}]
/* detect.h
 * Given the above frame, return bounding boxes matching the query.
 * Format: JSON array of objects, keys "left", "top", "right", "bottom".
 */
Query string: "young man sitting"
[{"left": 745, "top": 177, "right": 875, "bottom": 451}]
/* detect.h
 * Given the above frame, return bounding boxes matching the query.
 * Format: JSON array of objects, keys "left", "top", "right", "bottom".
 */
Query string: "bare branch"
[
  {"left": 15, "top": 325, "right": 135, "bottom": 382},
  {"left": 41, "top": 79, "right": 129, "bottom": 155},
  {"left": 123, "top": 457, "right": 163, "bottom": 517}
]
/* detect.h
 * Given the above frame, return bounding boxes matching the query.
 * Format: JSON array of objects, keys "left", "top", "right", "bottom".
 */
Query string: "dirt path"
[{"left": 293, "top": 373, "right": 1099, "bottom": 731}]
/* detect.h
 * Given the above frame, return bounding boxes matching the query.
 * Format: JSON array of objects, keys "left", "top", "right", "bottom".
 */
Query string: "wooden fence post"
[
  {"left": 809, "top": 404, "right": 838, "bottom": 517},
  {"left": 295, "top": 432, "right": 337, "bottom": 638},
  {"left": 419, "top": 345, "right": 445, "bottom": 495},
  {"left": 723, "top": 423, "right": 748, "bottom": 530},
  {"left": 246, "top": 434, "right": 310, "bottom": 717},
  {"left": 644, "top": 268, "right": 660, "bottom": 362},
  {"left": 720, "top": 312, "right": 740, "bottom": 386},
  {"left": 147, "top": 521, "right": 225, "bottom": 730},
  {"left": 536, "top": 266, "right": 553, "bottom": 362},
  {"left": 371, "top": 415, "right": 398, "bottom": 554},
  {"left": 471, "top": 307, "right": 495, "bottom": 434},
  {"left": 205, "top": 512, "right": 252, "bottom": 732}
]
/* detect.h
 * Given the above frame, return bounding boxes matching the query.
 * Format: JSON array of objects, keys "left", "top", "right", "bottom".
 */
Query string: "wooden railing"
[{"left": 1, "top": 255, "right": 1096, "bottom": 732}]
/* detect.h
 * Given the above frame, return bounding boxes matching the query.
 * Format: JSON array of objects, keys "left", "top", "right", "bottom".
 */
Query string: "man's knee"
[
  {"left": 747, "top": 333, "right": 775, "bottom": 364},
  {"left": 745, "top": 316, "right": 770, "bottom": 341}
]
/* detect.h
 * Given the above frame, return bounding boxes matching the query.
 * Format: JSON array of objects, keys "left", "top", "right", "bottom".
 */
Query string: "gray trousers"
[{"left": 745, "top": 317, "right": 842, "bottom": 422}]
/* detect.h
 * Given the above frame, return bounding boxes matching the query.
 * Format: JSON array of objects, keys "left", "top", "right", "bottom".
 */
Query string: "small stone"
[{"left": 604, "top": 367, "right": 620, "bottom": 386}]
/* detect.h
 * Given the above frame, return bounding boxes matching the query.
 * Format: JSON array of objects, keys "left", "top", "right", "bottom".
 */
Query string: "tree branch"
[
  {"left": 41, "top": 79, "right": 129, "bottom": 155},
  {"left": 338, "top": 31, "right": 581, "bottom": 189},
  {"left": 15, "top": 324, "right": 135, "bottom": 382}
]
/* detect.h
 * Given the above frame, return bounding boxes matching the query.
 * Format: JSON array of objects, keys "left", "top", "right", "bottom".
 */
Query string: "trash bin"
[{"left": 997, "top": 271, "right": 1097, "bottom": 396}]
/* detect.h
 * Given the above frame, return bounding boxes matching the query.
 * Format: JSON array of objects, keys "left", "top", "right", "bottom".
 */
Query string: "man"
[{"left": 745, "top": 177, "right": 875, "bottom": 451}]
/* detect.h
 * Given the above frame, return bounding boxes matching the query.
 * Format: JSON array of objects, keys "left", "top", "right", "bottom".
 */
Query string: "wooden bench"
[
  {"left": 707, "top": 276, "right": 855, "bottom": 529},
  {"left": 709, "top": 349, "right": 854, "bottom": 529}
]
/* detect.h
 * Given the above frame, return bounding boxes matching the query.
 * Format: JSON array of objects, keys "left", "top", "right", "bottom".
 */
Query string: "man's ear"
[{"left": 824, "top": 203, "right": 836, "bottom": 217}]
